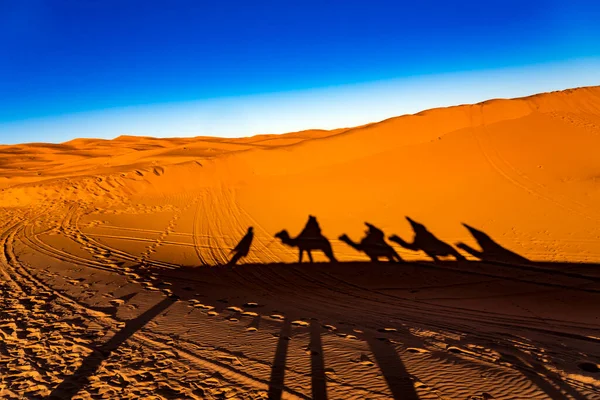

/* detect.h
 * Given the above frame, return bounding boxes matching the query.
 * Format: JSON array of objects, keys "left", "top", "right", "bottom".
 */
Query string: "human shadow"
[
  {"left": 86, "top": 258, "right": 600, "bottom": 399},
  {"left": 309, "top": 321, "right": 328, "bottom": 400},
  {"left": 268, "top": 318, "right": 292, "bottom": 399},
  {"left": 364, "top": 332, "right": 419, "bottom": 400},
  {"left": 499, "top": 351, "right": 589, "bottom": 400},
  {"left": 48, "top": 296, "right": 175, "bottom": 399},
  {"left": 339, "top": 222, "right": 402, "bottom": 262},
  {"left": 228, "top": 226, "right": 254, "bottom": 265},
  {"left": 455, "top": 223, "right": 530, "bottom": 264},
  {"left": 274, "top": 215, "right": 337, "bottom": 263},
  {"left": 389, "top": 217, "right": 465, "bottom": 261}
]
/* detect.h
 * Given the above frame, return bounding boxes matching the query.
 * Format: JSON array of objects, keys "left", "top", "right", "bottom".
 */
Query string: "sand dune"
[{"left": 1, "top": 86, "right": 599, "bottom": 399}]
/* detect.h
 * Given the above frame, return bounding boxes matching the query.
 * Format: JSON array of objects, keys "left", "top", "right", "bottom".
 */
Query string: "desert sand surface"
[{"left": 1, "top": 86, "right": 600, "bottom": 399}]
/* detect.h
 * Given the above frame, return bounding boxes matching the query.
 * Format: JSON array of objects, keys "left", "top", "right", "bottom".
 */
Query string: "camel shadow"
[
  {"left": 339, "top": 222, "right": 402, "bottom": 262},
  {"left": 275, "top": 215, "right": 337, "bottom": 263},
  {"left": 456, "top": 223, "right": 530, "bottom": 264},
  {"left": 389, "top": 216, "right": 465, "bottom": 261}
]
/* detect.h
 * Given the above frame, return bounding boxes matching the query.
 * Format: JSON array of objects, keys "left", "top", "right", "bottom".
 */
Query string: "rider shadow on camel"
[
  {"left": 339, "top": 222, "right": 403, "bottom": 262},
  {"left": 275, "top": 215, "right": 337, "bottom": 263},
  {"left": 389, "top": 216, "right": 465, "bottom": 262}
]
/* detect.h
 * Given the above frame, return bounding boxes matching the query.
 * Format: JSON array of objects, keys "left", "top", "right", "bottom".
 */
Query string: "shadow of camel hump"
[
  {"left": 275, "top": 215, "right": 337, "bottom": 263},
  {"left": 456, "top": 223, "right": 530, "bottom": 264},
  {"left": 389, "top": 216, "right": 465, "bottom": 261},
  {"left": 339, "top": 222, "right": 403, "bottom": 262}
]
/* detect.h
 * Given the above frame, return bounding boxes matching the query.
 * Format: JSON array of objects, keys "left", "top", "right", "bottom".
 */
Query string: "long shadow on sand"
[
  {"left": 309, "top": 321, "right": 328, "bottom": 400},
  {"left": 145, "top": 258, "right": 599, "bottom": 399},
  {"left": 500, "top": 351, "right": 590, "bottom": 400},
  {"left": 48, "top": 296, "right": 175, "bottom": 399},
  {"left": 268, "top": 318, "right": 292, "bottom": 400},
  {"left": 46, "top": 255, "right": 600, "bottom": 399},
  {"left": 365, "top": 333, "right": 419, "bottom": 400}
]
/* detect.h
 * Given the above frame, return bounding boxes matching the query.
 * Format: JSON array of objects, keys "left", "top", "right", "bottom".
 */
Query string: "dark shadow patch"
[
  {"left": 578, "top": 362, "right": 599, "bottom": 373},
  {"left": 389, "top": 216, "right": 465, "bottom": 261},
  {"left": 275, "top": 215, "right": 337, "bottom": 263}
]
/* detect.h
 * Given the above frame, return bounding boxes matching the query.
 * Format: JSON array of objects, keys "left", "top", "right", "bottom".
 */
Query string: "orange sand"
[{"left": 0, "top": 86, "right": 599, "bottom": 399}]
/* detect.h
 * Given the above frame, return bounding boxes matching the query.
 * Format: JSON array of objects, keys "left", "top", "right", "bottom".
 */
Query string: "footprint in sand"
[
  {"left": 578, "top": 361, "right": 599, "bottom": 373},
  {"left": 335, "top": 332, "right": 354, "bottom": 339},
  {"left": 153, "top": 166, "right": 164, "bottom": 176},
  {"left": 375, "top": 337, "right": 397, "bottom": 343},
  {"left": 358, "top": 353, "right": 374, "bottom": 366},
  {"left": 447, "top": 346, "right": 480, "bottom": 358},
  {"left": 468, "top": 393, "right": 495, "bottom": 400},
  {"left": 242, "top": 311, "right": 258, "bottom": 317},
  {"left": 325, "top": 368, "right": 337, "bottom": 379},
  {"left": 291, "top": 320, "right": 309, "bottom": 327},
  {"left": 447, "top": 346, "right": 466, "bottom": 354},
  {"left": 407, "top": 347, "right": 430, "bottom": 354},
  {"left": 194, "top": 304, "right": 214, "bottom": 310}
]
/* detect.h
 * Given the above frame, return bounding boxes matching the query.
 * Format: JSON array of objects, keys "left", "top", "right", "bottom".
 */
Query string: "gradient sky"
[{"left": 1, "top": 1, "right": 600, "bottom": 144}]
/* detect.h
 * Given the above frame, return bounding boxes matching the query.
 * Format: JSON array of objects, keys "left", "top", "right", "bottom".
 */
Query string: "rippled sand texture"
[{"left": 1, "top": 86, "right": 599, "bottom": 399}]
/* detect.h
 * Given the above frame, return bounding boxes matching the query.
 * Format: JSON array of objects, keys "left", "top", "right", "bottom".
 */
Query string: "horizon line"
[
  {"left": 2, "top": 57, "right": 600, "bottom": 145},
  {"left": 2, "top": 83, "right": 597, "bottom": 147}
]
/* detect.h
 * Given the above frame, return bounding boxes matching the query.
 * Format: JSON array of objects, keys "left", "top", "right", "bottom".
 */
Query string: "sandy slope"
[{"left": 1, "top": 86, "right": 599, "bottom": 399}]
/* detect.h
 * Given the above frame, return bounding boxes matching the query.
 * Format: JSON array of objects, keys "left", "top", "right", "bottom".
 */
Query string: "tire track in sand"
[{"left": 1, "top": 207, "right": 294, "bottom": 399}]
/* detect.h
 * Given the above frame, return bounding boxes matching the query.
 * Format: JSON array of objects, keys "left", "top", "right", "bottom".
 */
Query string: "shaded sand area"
[{"left": 1, "top": 86, "right": 600, "bottom": 399}]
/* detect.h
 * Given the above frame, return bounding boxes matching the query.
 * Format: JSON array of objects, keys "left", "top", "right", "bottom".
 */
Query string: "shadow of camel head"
[
  {"left": 274, "top": 230, "right": 289, "bottom": 240},
  {"left": 461, "top": 223, "right": 487, "bottom": 239},
  {"left": 406, "top": 216, "right": 423, "bottom": 229}
]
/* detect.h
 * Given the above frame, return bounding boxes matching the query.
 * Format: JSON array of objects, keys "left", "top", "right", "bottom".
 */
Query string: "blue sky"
[{"left": 1, "top": 1, "right": 599, "bottom": 144}]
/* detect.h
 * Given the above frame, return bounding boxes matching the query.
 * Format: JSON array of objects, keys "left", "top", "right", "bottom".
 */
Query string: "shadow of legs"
[
  {"left": 310, "top": 321, "right": 328, "bottom": 400},
  {"left": 268, "top": 318, "right": 292, "bottom": 400}
]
